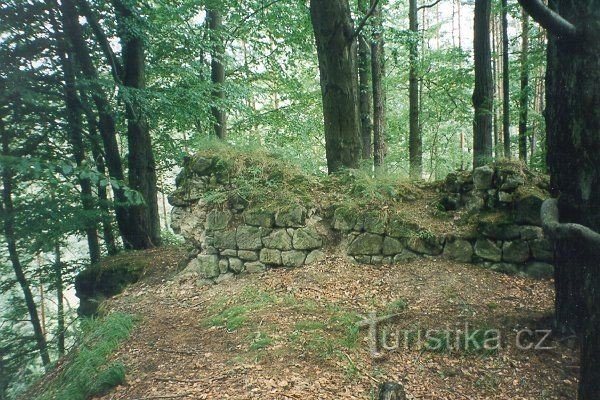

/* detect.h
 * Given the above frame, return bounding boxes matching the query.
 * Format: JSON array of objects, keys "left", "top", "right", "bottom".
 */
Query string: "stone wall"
[{"left": 170, "top": 156, "right": 554, "bottom": 283}]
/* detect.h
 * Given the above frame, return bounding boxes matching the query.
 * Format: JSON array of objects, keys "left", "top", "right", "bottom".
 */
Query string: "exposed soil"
[{"left": 97, "top": 247, "right": 578, "bottom": 400}]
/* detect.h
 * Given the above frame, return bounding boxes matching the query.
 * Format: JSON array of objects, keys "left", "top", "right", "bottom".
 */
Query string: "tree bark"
[
  {"left": 518, "top": 10, "right": 529, "bottom": 162},
  {"left": 207, "top": 8, "right": 227, "bottom": 140},
  {"left": 371, "top": 0, "right": 385, "bottom": 170},
  {"left": 358, "top": 0, "right": 372, "bottom": 161},
  {"left": 0, "top": 122, "right": 50, "bottom": 368},
  {"left": 408, "top": 0, "right": 421, "bottom": 178},
  {"left": 310, "top": 0, "right": 362, "bottom": 173},
  {"left": 53, "top": 243, "right": 65, "bottom": 356},
  {"left": 501, "top": 0, "right": 510, "bottom": 158},
  {"left": 113, "top": 0, "right": 161, "bottom": 249},
  {"left": 472, "top": 0, "right": 494, "bottom": 168}
]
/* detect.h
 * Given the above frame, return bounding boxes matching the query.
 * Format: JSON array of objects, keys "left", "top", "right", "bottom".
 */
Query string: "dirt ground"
[{"left": 95, "top": 246, "right": 579, "bottom": 400}]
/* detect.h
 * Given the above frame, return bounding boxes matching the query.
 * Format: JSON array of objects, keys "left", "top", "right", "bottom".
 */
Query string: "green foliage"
[{"left": 31, "top": 313, "right": 135, "bottom": 400}]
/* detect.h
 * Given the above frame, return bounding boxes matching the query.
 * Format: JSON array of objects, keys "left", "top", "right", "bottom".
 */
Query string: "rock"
[
  {"left": 440, "top": 194, "right": 460, "bottom": 211},
  {"left": 489, "top": 262, "right": 520, "bottom": 275},
  {"left": 531, "top": 238, "right": 554, "bottom": 262},
  {"left": 215, "top": 273, "right": 235, "bottom": 283},
  {"left": 407, "top": 236, "right": 443, "bottom": 256},
  {"left": 363, "top": 212, "right": 387, "bottom": 234},
  {"left": 479, "top": 222, "right": 521, "bottom": 240},
  {"left": 292, "top": 227, "right": 323, "bottom": 250},
  {"left": 386, "top": 218, "right": 418, "bottom": 238},
  {"left": 525, "top": 262, "right": 554, "bottom": 279},
  {"left": 218, "top": 258, "right": 229, "bottom": 274},
  {"left": 229, "top": 258, "right": 244, "bottom": 273},
  {"left": 245, "top": 261, "right": 266, "bottom": 273},
  {"left": 353, "top": 255, "right": 372, "bottom": 264},
  {"left": 220, "top": 249, "right": 237, "bottom": 257},
  {"left": 371, "top": 255, "right": 384, "bottom": 265},
  {"left": 377, "top": 382, "right": 406, "bottom": 400},
  {"left": 520, "top": 226, "right": 544, "bottom": 240},
  {"left": 444, "top": 172, "right": 461, "bottom": 193},
  {"left": 498, "top": 191, "right": 514, "bottom": 203},
  {"left": 213, "top": 230, "right": 237, "bottom": 250},
  {"left": 205, "top": 246, "right": 219, "bottom": 255},
  {"left": 281, "top": 250, "right": 306, "bottom": 267},
  {"left": 500, "top": 174, "right": 524, "bottom": 191},
  {"left": 515, "top": 195, "right": 544, "bottom": 226},
  {"left": 189, "top": 156, "right": 213, "bottom": 176},
  {"left": 473, "top": 166, "right": 494, "bottom": 190},
  {"left": 333, "top": 208, "right": 356, "bottom": 231},
  {"left": 462, "top": 192, "right": 485, "bottom": 211},
  {"left": 474, "top": 238, "right": 502, "bottom": 262},
  {"left": 196, "top": 255, "right": 220, "bottom": 279},
  {"left": 383, "top": 236, "right": 404, "bottom": 256},
  {"left": 393, "top": 251, "right": 418, "bottom": 263},
  {"left": 262, "top": 229, "right": 293, "bottom": 250},
  {"left": 238, "top": 250, "right": 259, "bottom": 261},
  {"left": 502, "top": 241, "right": 530, "bottom": 263},
  {"left": 188, "top": 248, "right": 200, "bottom": 259},
  {"left": 197, "top": 278, "right": 215, "bottom": 287},
  {"left": 443, "top": 239, "right": 473, "bottom": 262},
  {"left": 275, "top": 206, "right": 306, "bottom": 227},
  {"left": 236, "top": 225, "right": 263, "bottom": 250},
  {"left": 382, "top": 256, "right": 392, "bottom": 264},
  {"left": 305, "top": 250, "right": 325, "bottom": 265},
  {"left": 243, "top": 209, "right": 275, "bottom": 228},
  {"left": 347, "top": 233, "right": 384, "bottom": 255},
  {"left": 259, "top": 248, "right": 282, "bottom": 265},
  {"left": 206, "top": 210, "right": 231, "bottom": 231}
]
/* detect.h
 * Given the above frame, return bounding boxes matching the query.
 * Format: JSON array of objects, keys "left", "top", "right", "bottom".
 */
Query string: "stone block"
[
  {"left": 281, "top": 250, "right": 306, "bottom": 267},
  {"left": 275, "top": 206, "right": 306, "bottom": 227},
  {"left": 347, "top": 233, "right": 384, "bottom": 255},
  {"left": 244, "top": 209, "right": 275, "bottom": 227},
  {"left": 473, "top": 166, "right": 494, "bottom": 190},
  {"left": 260, "top": 248, "right": 282, "bottom": 265},
  {"left": 236, "top": 225, "right": 263, "bottom": 250},
  {"left": 443, "top": 239, "right": 473, "bottom": 262},
  {"left": 383, "top": 236, "right": 404, "bottom": 256},
  {"left": 245, "top": 261, "right": 266, "bottom": 273},
  {"left": 292, "top": 227, "right": 323, "bottom": 250},
  {"left": 206, "top": 210, "right": 231, "bottom": 231},
  {"left": 262, "top": 229, "right": 293, "bottom": 250},
  {"left": 502, "top": 241, "right": 530, "bottom": 263},
  {"left": 305, "top": 250, "right": 325, "bottom": 265},
  {"left": 474, "top": 238, "right": 502, "bottom": 262}
]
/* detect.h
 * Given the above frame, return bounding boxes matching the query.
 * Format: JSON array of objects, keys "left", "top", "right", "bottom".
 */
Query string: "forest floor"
[{"left": 96, "top": 246, "right": 579, "bottom": 400}]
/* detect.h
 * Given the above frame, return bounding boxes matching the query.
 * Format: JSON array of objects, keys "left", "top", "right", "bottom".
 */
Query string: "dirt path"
[{"left": 99, "top": 249, "right": 578, "bottom": 399}]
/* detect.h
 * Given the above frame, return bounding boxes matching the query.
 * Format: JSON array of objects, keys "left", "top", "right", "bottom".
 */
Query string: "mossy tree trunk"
[
  {"left": 371, "top": 0, "right": 386, "bottom": 171},
  {"left": 207, "top": 7, "right": 227, "bottom": 140},
  {"left": 408, "top": 0, "right": 421, "bottom": 178},
  {"left": 518, "top": 10, "right": 529, "bottom": 163},
  {"left": 310, "top": 0, "right": 362, "bottom": 174},
  {"left": 358, "top": 0, "right": 372, "bottom": 161}
]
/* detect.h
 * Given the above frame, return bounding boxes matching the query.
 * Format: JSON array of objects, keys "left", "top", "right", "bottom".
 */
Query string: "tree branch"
[
  {"left": 417, "top": 0, "right": 442, "bottom": 11},
  {"left": 228, "top": 0, "right": 285, "bottom": 40},
  {"left": 352, "top": 0, "right": 380, "bottom": 42},
  {"left": 517, "top": 0, "right": 577, "bottom": 39},
  {"left": 541, "top": 198, "right": 600, "bottom": 246}
]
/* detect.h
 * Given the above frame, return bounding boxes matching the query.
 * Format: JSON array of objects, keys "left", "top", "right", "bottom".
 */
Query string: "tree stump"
[{"left": 377, "top": 382, "right": 406, "bottom": 400}]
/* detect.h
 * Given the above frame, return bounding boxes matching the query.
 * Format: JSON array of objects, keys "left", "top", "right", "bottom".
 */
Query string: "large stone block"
[
  {"left": 305, "top": 250, "right": 325, "bottom": 265},
  {"left": 347, "top": 233, "right": 383, "bottom": 255},
  {"left": 474, "top": 238, "right": 502, "bottom": 262},
  {"left": 473, "top": 166, "right": 494, "bottom": 190},
  {"left": 363, "top": 212, "right": 387, "bottom": 234},
  {"left": 383, "top": 236, "right": 404, "bottom": 256},
  {"left": 206, "top": 210, "right": 232, "bottom": 231},
  {"left": 229, "top": 258, "right": 244, "bottom": 273},
  {"left": 245, "top": 261, "right": 266, "bottom": 273},
  {"left": 260, "top": 248, "right": 282, "bottom": 265},
  {"left": 479, "top": 222, "right": 521, "bottom": 240},
  {"left": 520, "top": 226, "right": 544, "bottom": 241},
  {"left": 531, "top": 238, "right": 554, "bottom": 262},
  {"left": 262, "top": 229, "right": 293, "bottom": 250},
  {"left": 502, "top": 241, "right": 530, "bottom": 263},
  {"left": 407, "top": 236, "right": 444, "bottom": 256},
  {"left": 525, "top": 262, "right": 554, "bottom": 279},
  {"left": 515, "top": 195, "right": 544, "bottom": 226},
  {"left": 281, "top": 250, "right": 306, "bottom": 267},
  {"left": 244, "top": 209, "right": 275, "bottom": 228},
  {"left": 197, "top": 255, "right": 220, "bottom": 279},
  {"left": 238, "top": 250, "right": 259, "bottom": 261},
  {"left": 275, "top": 206, "right": 306, "bottom": 228},
  {"left": 443, "top": 239, "right": 473, "bottom": 262},
  {"left": 292, "top": 227, "right": 323, "bottom": 250},
  {"left": 333, "top": 208, "right": 356, "bottom": 231},
  {"left": 213, "top": 229, "right": 237, "bottom": 250},
  {"left": 236, "top": 225, "right": 263, "bottom": 250}
]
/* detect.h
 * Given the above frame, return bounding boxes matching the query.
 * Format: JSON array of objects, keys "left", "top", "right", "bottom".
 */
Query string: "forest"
[{"left": 0, "top": 0, "right": 599, "bottom": 399}]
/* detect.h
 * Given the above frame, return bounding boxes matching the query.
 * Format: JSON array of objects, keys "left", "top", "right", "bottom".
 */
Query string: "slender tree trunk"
[
  {"left": 309, "top": 0, "right": 362, "bottom": 173},
  {"left": 408, "top": 0, "right": 421, "bottom": 178},
  {"left": 501, "top": 0, "right": 510, "bottom": 158},
  {"left": 114, "top": 0, "right": 161, "bottom": 249},
  {"left": 207, "top": 8, "right": 227, "bottom": 140},
  {"left": 472, "top": 0, "right": 494, "bottom": 168},
  {"left": 518, "top": 10, "right": 529, "bottom": 162},
  {"left": 58, "top": 0, "right": 133, "bottom": 246},
  {"left": 54, "top": 243, "right": 65, "bottom": 356},
  {"left": 54, "top": 28, "right": 101, "bottom": 263},
  {"left": 491, "top": 14, "right": 499, "bottom": 157},
  {"left": 358, "top": 0, "right": 372, "bottom": 161},
  {"left": 371, "top": 0, "right": 385, "bottom": 170},
  {"left": 0, "top": 123, "right": 50, "bottom": 368}
]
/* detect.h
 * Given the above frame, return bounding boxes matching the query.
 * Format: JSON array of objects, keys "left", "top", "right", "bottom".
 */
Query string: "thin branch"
[
  {"left": 517, "top": 0, "right": 577, "bottom": 39},
  {"left": 228, "top": 0, "right": 285, "bottom": 40},
  {"left": 352, "top": 0, "right": 380, "bottom": 41},
  {"left": 418, "top": 0, "right": 442, "bottom": 11},
  {"left": 541, "top": 198, "right": 600, "bottom": 246}
]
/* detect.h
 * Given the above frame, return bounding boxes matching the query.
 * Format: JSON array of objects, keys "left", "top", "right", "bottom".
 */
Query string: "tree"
[
  {"left": 518, "top": 10, "right": 529, "bottom": 162},
  {"left": 472, "top": 0, "right": 494, "bottom": 167},
  {"left": 501, "top": 0, "right": 510, "bottom": 158},
  {"left": 309, "top": 0, "right": 365, "bottom": 173},
  {"left": 519, "top": 0, "right": 600, "bottom": 398},
  {"left": 408, "top": 0, "right": 421, "bottom": 178},
  {"left": 358, "top": 0, "right": 373, "bottom": 160},
  {"left": 207, "top": 7, "right": 227, "bottom": 140},
  {"left": 371, "top": 0, "right": 386, "bottom": 170}
]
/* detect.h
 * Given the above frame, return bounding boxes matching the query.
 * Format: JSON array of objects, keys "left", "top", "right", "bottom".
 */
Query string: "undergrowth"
[{"left": 33, "top": 312, "right": 136, "bottom": 400}]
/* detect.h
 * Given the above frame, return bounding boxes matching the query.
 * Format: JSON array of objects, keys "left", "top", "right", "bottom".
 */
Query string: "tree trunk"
[
  {"left": 114, "top": 0, "right": 161, "bottom": 249},
  {"left": 408, "top": 0, "right": 421, "bottom": 178},
  {"left": 521, "top": 0, "right": 600, "bottom": 397},
  {"left": 54, "top": 243, "right": 65, "bottom": 356},
  {"left": 207, "top": 8, "right": 227, "bottom": 140},
  {"left": 358, "top": 0, "right": 372, "bottom": 161},
  {"left": 0, "top": 124, "right": 50, "bottom": 368},
  {"left": 501, "top": 0, "right": 510, "bottom": 158},
  {"left": 518, "top": 10, "right": 529, "bottom": 162},
  {"left": 472, "top": 0, "right": 494, "bottom": 168},
  {"left": 310, "top": 0, "right": 362, "bottom": 173},
  {"left": 371, "top": 0, "right": 386, "bottom": 170},
  {"left": 58, "top": 0, "right": 132, "bottom": 246}
]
